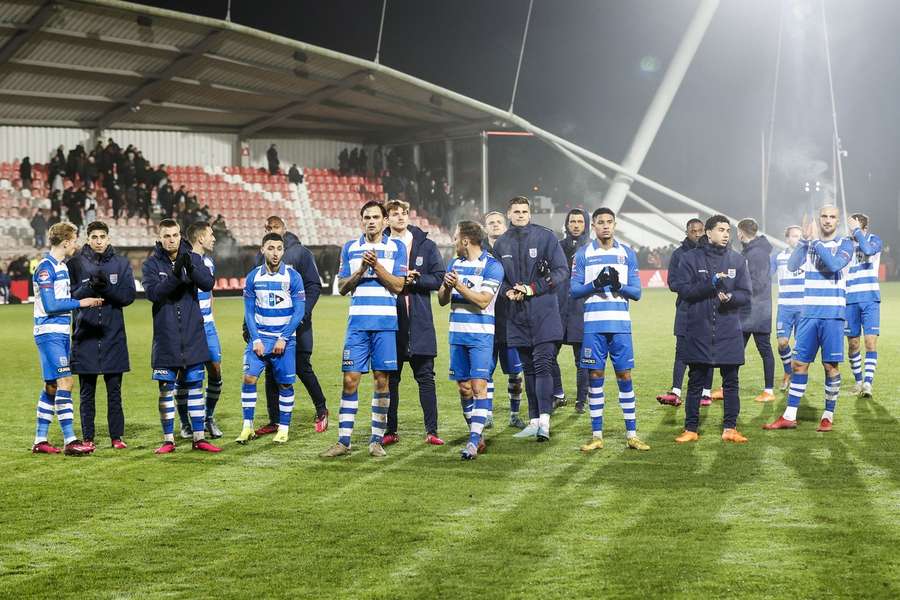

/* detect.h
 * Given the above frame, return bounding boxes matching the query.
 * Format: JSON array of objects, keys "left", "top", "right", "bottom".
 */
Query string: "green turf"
[{"left": 1, "top": 286, "right": 898, "bottom": 599}]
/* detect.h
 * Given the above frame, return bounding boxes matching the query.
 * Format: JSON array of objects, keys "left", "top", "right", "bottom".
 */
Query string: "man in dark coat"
[
  {"left": 669, "top": 215, "right": 752, "bottom": 443},
  {"left": 492, "top": 196, "right": 568, "bottom": 441},
  {"left": 68, "top": 221, "right": 136, "bottom": 448},
  {"left": 253, "top": 216, "right": 328, "bottom": 435},
  {"left": 266, "top": 144, "right": 280, "bottom": 175},
  {"left": 657, "top": 218, "right": 711, "bottom": 407},
  {"left": 737, "top": 218, "right": 776, "bottom": 403},
  {"left": 142, "top": 218, "right": 220, "bottom": 454},
  {"left": 556, "top": 208, "right": 590, "bottom": 413},
  {"left": 287, "top": 164, "right": 303, "bottom": 185},
  {"left": 19, "top": 156, "right": 32, "bottom": 190},
  {"left": 382, "top": 200, "right": 446, "bottom": 446},
  {"left": 484, "top": 211, "right": 525, "bottom": 428},
  {"left": 31, "top": 209, "right": 47, "bottom": 248}
]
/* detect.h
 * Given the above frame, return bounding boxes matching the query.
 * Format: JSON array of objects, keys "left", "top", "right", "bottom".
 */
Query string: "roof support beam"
[
  {"left": 96, "top": 29, "right": 226, "bottom": 129},
  {"left": 238, "top": 70, "right": 372, "bottom": 137},
  {"left": 0, "top": 1, "right": 57, "bottom": 66}
]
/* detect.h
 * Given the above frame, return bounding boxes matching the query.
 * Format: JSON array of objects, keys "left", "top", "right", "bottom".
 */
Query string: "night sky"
[{"left": 131, "top": 0, "right": 900, "bottom": 239}]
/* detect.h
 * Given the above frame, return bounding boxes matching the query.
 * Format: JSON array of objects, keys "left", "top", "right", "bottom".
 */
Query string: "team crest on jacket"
[
  {"left": 415, "top": 256, "right": 423, "bottom": 267},
  {"left": 727, "top": 268, "right": 736, "bottom": 278},
  {"left": 109, "top": 273, "right": 118, "bottom": 285},
  {"left": 529, "top": 248, "right": 537, "bottom": 258}
]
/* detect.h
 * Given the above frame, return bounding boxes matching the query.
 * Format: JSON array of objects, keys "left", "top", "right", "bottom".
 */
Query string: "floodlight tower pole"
[
  {"left": 601, "top": 0, "right": 719, "bottom": 213},
  {"left": 481, "top": 131, "right": 489, "bottom": 215}
]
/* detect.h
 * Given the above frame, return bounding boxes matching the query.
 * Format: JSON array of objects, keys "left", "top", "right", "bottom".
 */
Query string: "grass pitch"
[{"left": 1, "top": 286, "right": 898, "bottom": 599}]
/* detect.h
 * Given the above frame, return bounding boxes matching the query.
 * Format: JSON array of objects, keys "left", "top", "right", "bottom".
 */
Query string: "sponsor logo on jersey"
[{"left": 342, "top": 359, "right": 354, "bottom": 367}]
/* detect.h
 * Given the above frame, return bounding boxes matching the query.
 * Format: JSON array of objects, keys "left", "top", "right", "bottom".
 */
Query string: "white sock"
[
  {"left": 784, "top": 406, "right": 798, "bottom": 421},
  {"left": 278, "top": 424, "right": 289, "bottom": 432},
  {"left": 538, "top": 413, "right": 550, "bottom": 431},
  {"left": 764, "top": 388, "right": 774, "bottom": 395},
  {"left": 593, "top": 431, "right": 603, "bottom": 439},
  {"left": 529, "top": 418, "right": 539, "bottom": 428},
  {"left": 822, "top": 410, "right": 834, "bottom": 422},
  {"left": 702, "top": 388, "right": 711, "bottom": 397},
  {"left": 671, "top": 387, "right": 682, "bottom": 397},
  {"left": 242, "top": 419, "right": 254, "bottom": 429}
]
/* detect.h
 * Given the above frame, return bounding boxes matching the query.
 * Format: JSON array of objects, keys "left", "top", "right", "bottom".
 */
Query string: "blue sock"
[
  {"left": 469, "top": 397, "right": 491, "bottom": 446},
  {"left": 588, "top": 376, "right": 604, "bottom": 436},
  {"left": 779, "top": 345, "right": 793, "bottom": 374},
  {"left": 206, "top": 378, "right": 222, "bottom": 417},
  {"left": 824, "top": 375, "right": 840, "bottom": 417},
  {"left": 175, "top": 384, "right": 189, "bottom": 428},
  {"left": 784, "top": 372, "right": 808, "bottom": 421},
  {"left": 617, "top": 378, "right": 637, "bottom": 436},
  {"left": 241, "top": 382, "right": 257, "bottom": 427},
  {"left": 186, "top": 379, "right": 205, "bottom": 440},
  {"left": 338, "top": 391, "right": 358, "bottom": 447},
  {"left": 278, "top": 385, "right": 295, "bottom": 428},
  {"left": 34, "top": 391, "right": 54, "bottom": 443},
  {"left": 460, "top": 394, "right": 473, "bottom": 427},
  {"left": 864, "top": 351, "right": 877, "bottom": 385},
  {"left": 158, "top": 382, "right": 175, "bottom": 440},
  {"left": 848, "top": 352, "right": 863, "bottom": 383},
  {"left": 508, "top": 375, "right": 521, "bottom": 414},
  {"left": 55, "top": 389, "right": 76, "bottom": 444},
  {"left": 370, "top": 392, "right": 389, "bottom": 444}
]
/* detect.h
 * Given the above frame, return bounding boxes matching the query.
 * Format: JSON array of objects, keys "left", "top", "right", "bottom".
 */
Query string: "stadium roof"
[{"left": 0, "top": 0, "right": 522, "bottom": 143}]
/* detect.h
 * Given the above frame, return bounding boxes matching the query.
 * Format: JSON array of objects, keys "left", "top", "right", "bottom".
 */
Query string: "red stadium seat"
[{"left": 228, "top": 278, "right": 240, "bottom": 290}]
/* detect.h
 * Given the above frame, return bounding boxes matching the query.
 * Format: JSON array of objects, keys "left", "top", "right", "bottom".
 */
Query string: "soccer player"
[
  {"left": 484, "top": 211, "right": 525, "bottom": 428},
  {"left": 438, "top": 221, "right": 504, "bottom": 459},
  {"left": 321, "top": 201, "right": 406, "bottom": 458},
  {"left": 771, "top": 225, "right": 804, "bottom": 391},
  {"left": 493, "top": 196, "right": 568, "bottom": 442},
  {"left": 68, "top": 220, "right": 136, "bottom": 450},
  {"left": 142, "top": 219, "right": 220, "bottom": 453},
  {"left": 764, "top": 205, "right": 854, "bottom": 432},
  {"left": 235, "top": 233, "right": 306, "bottom": 444},
  {"left": 657, "top": 218, "right": 710, "bottom": 407},
  {"left": 570, "top": 208, "right": 650, "bottom": 451},
  {"left": 174, "top": 222, "right": 224, "bottom": 439},
  {"left": 737, "top": 218, "right": 776, "bottom": 403},
  {"left": 383, "top": 199, "right": 446, "bottom": 446},
  {"left": 669, "top": 215, "right": 752, "bottom": 443},
  {"left": 844, "top": 213, "right": 882, "bottom": 398},
  {"left": 254, "top": 216, "right": 328, "bottom": 436},
  {"left": 31, "top": 223, "right": 103, "bottom": 455}
]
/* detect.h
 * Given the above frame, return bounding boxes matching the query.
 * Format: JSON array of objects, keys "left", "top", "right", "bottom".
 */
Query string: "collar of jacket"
[
  {"left": 510, "top": 223, "right": 531, "bottom": 236},
  {"left": 383, "top": 224, "right": 428, "bottom": 242},
  {"left": 742, "top": 235, "right": 772, "bottom": 253},
  {"left": 704, "top": 242, "right": 728, "bottom": 256},
  {"left": 681, "top": 237, "right": 698, "bottom": 250},
  {"left": 80, "top": 243, "right": 114, "bottom": 263}
]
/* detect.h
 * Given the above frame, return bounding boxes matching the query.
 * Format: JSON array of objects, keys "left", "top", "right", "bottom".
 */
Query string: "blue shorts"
[
  {"left": 581, "top": 332, "right": 634, "bottom": 372},
  {"left": 450, "top": 344, "right": 494, "bottom": 381},
  {"left": 490, "top": 344, "right": 523, "bottom": 378},
  {"left": 152, "top": 363, "right": 205, "bottom": 383},
  {"left": 342, "top": 330, "right": 397, "bottom": 373},
  {"left": 205, "top": 322, "right": 222, "bottom": 363},
  {"left": 243, "top": 337, "right": 296, "bottom": 384},
  {"left": 794, "top": 318, "right": 844, "bottom": 364},
  {"left": 36, "top": 335, "right": 71, "bottom": 381},
  {"left": 844, "top": 302, "right": 880, "bottom": 337},
  {"left": 776, "top": 305, "right": 802, "bottom": 339}
]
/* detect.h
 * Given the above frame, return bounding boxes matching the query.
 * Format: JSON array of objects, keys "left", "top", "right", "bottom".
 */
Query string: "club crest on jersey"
[
  {"left": 59, "top": 356, "right": 68, "bottom": 367},
  {"left": 282, "top": 280, "right": 290, "bottom": 292},
  {"left": 415, "top": 256, "right": 423, "bottom": 267},
  {"left": 109, "top": 273, "right": 118, "bottom": 285},
  {"left": 529, "top": 248, "right": 537, "bottom": 258},
  {"left": 343, "top": 349, "right": 351, "bottom": 360},
  {"left": 584, "top": 348, "right": 592, "bottom": 358},
  {"left": 727, "top": 268, "right": 736, "bottom": 278},
  {"left": 38, "top": 269, "right": 50, "bottom": 282},
  {"left": 617, "top": 255, "right": 626, "bottom": 264}
]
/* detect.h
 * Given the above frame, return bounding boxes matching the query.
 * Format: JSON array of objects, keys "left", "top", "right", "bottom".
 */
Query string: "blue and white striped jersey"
[
  {"left": 243, "top": 263, "right": 306, "bottom": 339},
  {"left": 571, "top": 240, "right": 641, "bottom": 334},
  {"left": 339, "top": 234, "right": 406, "bottom": 331},
  {"left": 33, "top": 254, "right": 79, "bottom": 338},
  {"left": 447, "top": 250, "right": 504, "bottom": 347},
  {"left": 845, "top": 229, "right": 882, "bottom": 305},
  {"left": 771, "top": 247, "right": 805, "bottom": 307},
  {"left": 788, "top": 237, "right": 854, "bottom": 320},
  {"left": 197, "top": 255, "right": 215, "bottom": 324}
]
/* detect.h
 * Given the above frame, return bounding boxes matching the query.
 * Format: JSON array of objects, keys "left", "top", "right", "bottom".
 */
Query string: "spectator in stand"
[
  {"left": 174, "top": 184, "right": 188, "bottom": 208},
  {"left": 359, "top": 148, "right": 368, "bottom": 175},
  {"left": 19, "top": 157, "right": 32, "bottom": 190},
  {"left": 84, "top": 191, "right": 97, "bottom": 225},
  {"left": 134, "top": 151, "right": 149, "bottom": 185},
  {"left": 152, "top": 164, "right": 168, "bottom": 190},
  {"left": 84, "top": 155, "right": 98, "bottom": 190},
  {"left": 125, "top": 184, "right": 138, "bottom": 225},
  {"left": 66, "top": 188, "right": 84, "bottom": 232},
  {"left": 109, "top": 183, "right": 123, "bottom": 224},
  {"left": 338, "top": 148, "right": 350, "bottom": 175},
  {"left": 136, "top": 181, "right": 152, "bottom": 224},
  {"left": 31, "top": 209, "right": 48, "bottom": 248},
  {"left": 349, "top": 148, "right": 360, "bottom": 175},
  {"left": 267, "top": 143, "right": 280, "bottom": 175},
  {"left": 49, "top": 190, "right": 61, "bottom": 216},
  {"left": 211, "top": 214, "right": 229, "bottom": 239},
  {"left": 288, "top": 163, "right": 303, "bottom": 186},
  {"left": 157, "top": 182, "right": 174, "bottom": 218},
  {"left": 47, "top": 209, "right": 61, "bottom": 228}
]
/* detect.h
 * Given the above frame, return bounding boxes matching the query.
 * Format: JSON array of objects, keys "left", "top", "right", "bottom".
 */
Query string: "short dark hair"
[
  {"left": 456, "top": 221, "right": 484, "bottom": 245},
  {"left": 158, "top": 218, "right": 179, "bottom": 231},
  {"left": 850, "top": 212, "right": 869, "bottom": 229},
  {"left": 686, "top": 218, "right": 703, "bottom": 229},
  {"left": 737, "top": 218, "right": 758, "bottom": 236},
  {"left": 592, "top": 207, "right": 615, "bottom": 221},
  {"left": 360, "top": 200, "right": 387, "bottom": 218},
  {"left": 86, "top": 221, "right": 109, "bottom": 235},
  {"left": 186, "top": 221, "right": 211, "bottom": 244},
  {"left": 262, "top": 233, "right": 284, "bottom": 246},
  {"left": 705, "top": 215, "right": 730, "bottom": 231},
  {"left": 507, "top": 196, "right": 530, "bottom": 209}
]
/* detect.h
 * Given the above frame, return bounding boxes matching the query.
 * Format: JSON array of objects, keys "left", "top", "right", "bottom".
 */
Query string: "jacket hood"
[
  {"left": 152, "top": 238, "right": 191, "bottom": 260},
  {"left": 382, "top": 224, "right": 428, "bottom": 241},
  {"left": 704, "top": 241, "right": 728, "bottom": 256},
  {"left": 561, "top": 209, "right": 590, "bottom": 262},
  {"left": 80, "top": 243, "right": 115, "bottom": 262},
  {"left": 681, "top": 237, "right": 699, "bottom": 250},
  {"left": 284, "top": 230, "right": 301, "bottom": 249}
]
